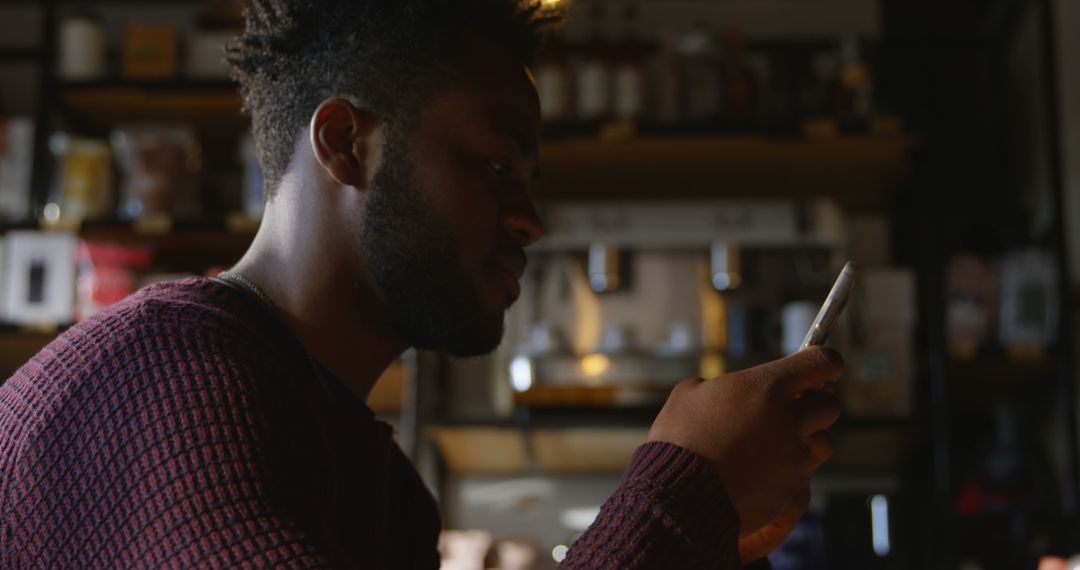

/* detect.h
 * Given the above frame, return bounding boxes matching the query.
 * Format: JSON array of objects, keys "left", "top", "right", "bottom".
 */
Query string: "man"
[{"left": 0, "top": 1, "right": 842, "bottom": 568}]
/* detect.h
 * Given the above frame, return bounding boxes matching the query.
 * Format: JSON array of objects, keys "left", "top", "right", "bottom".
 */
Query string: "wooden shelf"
[
  {"left": 78, "top": 222, "right": 253, "bottom": 270},
  {"left": 536, "top": 135, "right": 919, "bottom": 210},
  {"left": 2, "top": 0, "right": 208, "bottom": 4},
  {"left": 428, "top": 425, "right": 648, "bottom": 475},
  {"left": 55, "top": 0, "right": 210, "bottom": 4},
  {"left": 60, "top": 79, "right": 237, "bottom": 92},
  {"left": 60, "top": 81, "right": 245, "bottom": 135},
  {"left": 429, "top": 427, "right": 529, "bottom": 475},
  {"left": 949, "top": 357, "right": 1055, "bottom": 384},
  {"left": 430, "top": 422, "right": 920, "bottom": 476},
  {"left": 79, "top": 222, "right": 254, "bottom": 246},
  {"left": 532, "top": 427, "right": 647, "bottom": 473},
  {"left": 430, "top": 409, "right": 658, "bottom": 430},
  {"left": 948, "top": 357, "right": 1056, "bottom": 409}
]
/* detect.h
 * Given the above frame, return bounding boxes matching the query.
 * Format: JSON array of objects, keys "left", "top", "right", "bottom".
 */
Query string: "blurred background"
[{"left": 0, "top": 0, "right": 1078, "bottom": 568}]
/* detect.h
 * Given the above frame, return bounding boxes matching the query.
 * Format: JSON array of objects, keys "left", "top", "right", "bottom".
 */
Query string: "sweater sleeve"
[
  {"left": 1, "top": 304, "right": 341, "bottom": 569},
  {"left": 558, "top": 441, "right": 743, "bottom": 569}
]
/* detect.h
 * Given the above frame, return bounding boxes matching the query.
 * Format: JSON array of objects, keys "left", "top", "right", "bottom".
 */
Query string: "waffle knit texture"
[{"left": 0, "top": 278, "right": 747, "bottom": 569}]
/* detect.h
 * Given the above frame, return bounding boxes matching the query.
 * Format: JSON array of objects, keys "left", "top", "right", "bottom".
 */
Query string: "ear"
[{"left": 309, "top": 97, "right": 380, "bottom": 188}]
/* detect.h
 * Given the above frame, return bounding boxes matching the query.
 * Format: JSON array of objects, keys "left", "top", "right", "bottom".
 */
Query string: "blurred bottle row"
[
  {"left": 0, "top": 118, "right": 264, "bottom": 226},
  {"left": 536, "top": 3, "right": 895, "bottom": 136},
  {"left": 946, "top": 247, "right": 1060, "bottom": 362},
  {"left": 56, "top": 1, "right": 242, "bottom": 82}
]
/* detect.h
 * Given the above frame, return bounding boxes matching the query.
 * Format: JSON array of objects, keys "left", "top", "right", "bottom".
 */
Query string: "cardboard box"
[{"left": 123, "top": 25, "right": 178, "bottom": 79}]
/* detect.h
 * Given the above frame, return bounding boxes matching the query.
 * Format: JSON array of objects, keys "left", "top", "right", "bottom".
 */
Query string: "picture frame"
[{"left": 2, "top": 231, "right": 77, "bottom": 326}]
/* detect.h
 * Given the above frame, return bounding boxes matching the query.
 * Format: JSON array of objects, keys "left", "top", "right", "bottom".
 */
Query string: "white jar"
[{"left": 59, "top": 15, "right": 106, "bottom": 81}]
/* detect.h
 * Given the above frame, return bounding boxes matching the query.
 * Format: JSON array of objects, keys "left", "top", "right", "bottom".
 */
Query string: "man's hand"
[
  {"left": 647, "top": 347, "right": 843, "bottom": 539},
  {"left": 1038, "top": 557, "right": 1068, "bottom": 570},
  {"left": 739, "top": 428, "right": 836, "bottom": 562},
  {"left": 738, "top": 483, "right": 809, "bottom": 563}
]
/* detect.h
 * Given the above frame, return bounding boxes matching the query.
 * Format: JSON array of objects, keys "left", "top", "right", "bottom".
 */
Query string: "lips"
[
  {"left": 493, "top": 252, "right": 527, "bottom": 280},
  {"left": 492, "top": 252, "right": 527, "bottom": 302}
]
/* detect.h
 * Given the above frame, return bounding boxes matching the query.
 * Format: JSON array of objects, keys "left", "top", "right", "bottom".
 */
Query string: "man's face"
[{"left": 359, "top": 45, "right": 543, "bottom": 357}]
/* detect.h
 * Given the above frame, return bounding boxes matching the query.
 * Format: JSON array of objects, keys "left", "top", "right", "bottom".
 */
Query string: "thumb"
[{"left": 747, "top": 347, "right": 844, "bottom": 396}]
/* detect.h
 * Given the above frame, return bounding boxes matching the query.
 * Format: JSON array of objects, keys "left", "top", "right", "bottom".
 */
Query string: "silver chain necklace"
[
  {"left": 215, "top": 270, "right": 350, "bottom": 505},
  {"left": 217, "top": 271, "right": 275, "bottom": 309},
  {"left": 215, "top": 271, "right": 335, "bottom": 398}
]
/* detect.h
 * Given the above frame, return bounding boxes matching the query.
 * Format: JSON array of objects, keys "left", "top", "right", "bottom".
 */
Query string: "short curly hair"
[{"left": 227, "top": 0, "right": 561, "bottom": 198}]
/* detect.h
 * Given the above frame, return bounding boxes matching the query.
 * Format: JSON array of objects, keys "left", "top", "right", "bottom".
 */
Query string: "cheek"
[{"left": 426, "top": 150, "right": 503, "bottom": 260}]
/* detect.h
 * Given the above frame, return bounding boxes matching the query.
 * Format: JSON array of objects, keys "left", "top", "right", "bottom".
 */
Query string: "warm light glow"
[
  {"left": 870, "top": 495, "right": 891, "bottom": 557},
  {"left": 509, "top": 356, "right": 534, "bottom": 392},
  {"left": 540, "top": 0, "right": 563, "bottom": 8},
  {"left": 43, "top": 202, "right": 61, "bottom": 224},
  {"left": 568, "top": 259, "right": 602, "bottom": 354},
  {"left": 579, "top": 354, "right": 611, "bottom": 378},
  {"left": 700, "top": 353, "right": 725, "bottom": 379},
  {"left": 698, "top": 262, "right": 727, "bottom": 351},
  {"left": 552, "top": 545, "right": 569, "bottom": 562}
]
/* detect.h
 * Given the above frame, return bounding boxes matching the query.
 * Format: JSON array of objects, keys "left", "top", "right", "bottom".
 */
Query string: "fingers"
[
  {"left": 737, "top": 484, "right": 812, "bottom": 562},
  {"left": 784, "top": 483, "right": 811, "bottom": 520},
  {"left": 801, "top": 431, "right": 834, "bottom": 479},
  {"left": 793, "top": 390, "right": 842, "bottom": 437},
  {"left": 751, "top": 347, "right": 845, "bottom": 396},
  {"left": 1038, "top": 558, "right": 1068, "bottom": 570}
]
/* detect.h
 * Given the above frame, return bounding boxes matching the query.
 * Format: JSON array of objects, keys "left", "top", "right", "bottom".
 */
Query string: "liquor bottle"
[
  {"left": 58, "top": 13, "right": 106, "bottom": 81},
  {"left": 535, "top": 31, "right": 572, "bottom": 124},
  {"left": 799, "top": 49, "right": 841, "bottom": 138},
  {"left": 722, "top": 26, "right": 756, "bottom": 129},
  {"left": 836, "top": 37, "right": 874, "bottom": 130},
  {"left": 676, "top": 22, "right": 723, "bottom": 126},
  {"left": 0, "top": 117, "right": 34, "bottom": 222},
  {"left": 612, "top": 2, "right": 647, "bottom": 122},
  {"left": 652, "top": 26, "right": 683, "bottom": 127},
  {"left": 576, "top": 4, "right": 613, "bottom": 123},
  {"left": 745, "top": 51, "right": 789, "bottom": 134}
]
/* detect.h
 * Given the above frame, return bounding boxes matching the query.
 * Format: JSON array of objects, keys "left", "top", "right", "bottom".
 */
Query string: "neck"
[{"left": 228, "top": 183, "right": 409, "bottom": 402}]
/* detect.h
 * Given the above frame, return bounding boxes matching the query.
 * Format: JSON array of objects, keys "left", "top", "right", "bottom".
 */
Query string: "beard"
[{"left": 358, "top": 133, "right": 505, "bottom": 357}]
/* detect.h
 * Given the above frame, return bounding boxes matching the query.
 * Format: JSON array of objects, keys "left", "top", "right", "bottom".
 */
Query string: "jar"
[{"left": 59, "top": 14, "right": 106, "bottom": 80}]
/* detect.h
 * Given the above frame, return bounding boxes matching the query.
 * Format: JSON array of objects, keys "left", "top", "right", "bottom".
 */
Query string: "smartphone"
[{"left": 800, "top": 261, "right": 859, "bottom": 349}]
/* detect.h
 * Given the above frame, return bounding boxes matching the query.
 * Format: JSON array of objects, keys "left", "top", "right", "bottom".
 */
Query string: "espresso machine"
[{"left": 503, "top": 199, "right": 846, "bottom": 410}]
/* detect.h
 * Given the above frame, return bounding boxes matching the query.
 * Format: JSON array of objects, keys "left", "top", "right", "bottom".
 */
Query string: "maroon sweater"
[{"left": 0, "top": 279, "right": 745, "bottom": 568}]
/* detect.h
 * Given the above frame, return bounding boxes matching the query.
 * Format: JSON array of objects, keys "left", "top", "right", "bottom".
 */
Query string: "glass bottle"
[
  {"left": 676, "top": 22, "right": 723, "bottom": 125},
  {"left": 575, "top": 4, "right": 614, "bottom": 123},
  {"left": 535, "top": 31, "right": 572, "bottom": 124},
  {"left": 722, "top": 26, "right": 756, "bottom": 129},
  {"left": 612, "top": 2, "right": 647, "bottom": 122}
]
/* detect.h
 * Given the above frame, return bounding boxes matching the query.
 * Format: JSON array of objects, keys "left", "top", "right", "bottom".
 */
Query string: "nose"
[{"left": 501, "top": 197, "right": 545, "bottom": 247}]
